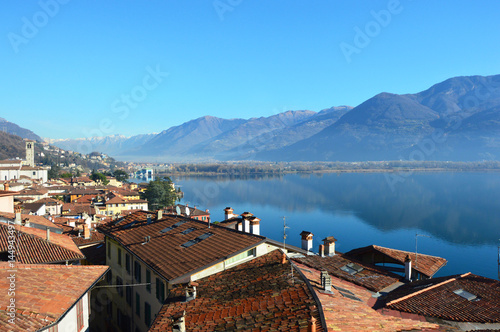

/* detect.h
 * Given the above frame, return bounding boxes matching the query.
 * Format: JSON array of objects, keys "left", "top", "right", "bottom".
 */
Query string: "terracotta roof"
[
  {"left": 0, "top": 160, "right": 22, "bottom": 164},
  {"left": 293, "top": 261, "right": 454, "bottom": 331},
  {"left": 345, "top": 245, "right": 447, "bottom": 278},
  {"left": 0, "top": 224, "right": 84, "bottom": 264},
  {"left": 293, "top": 254, "right": 402, "bottom": 293},
  {"left": 384, "top": 273, "right": 500, "bottom": 323},
  {"left": 62, "top": 203, "right": 96, "bottom": 216},
  {"left": 72, "top": 231, "right": 105, "bottom": 246},
  {"left": 98, "top": 211, "right": 266, "bottom": 282},
  {"left": 164, "top": 204, "right": 210, "bottom": 217},
  {"left": 150, "top": 250, "right": 325, "bottom": 332},
  {"left": 32, "top": 197, "right": 62, "bottom": 206},
  {"left": 0, "top": 263, "right": 108, "bottom": 331},
  {"left": 0, "top": 212, "right": 62, "bottom": 232},
  {"left": 21, "top": 202, "right": 45, "bottom": 214},
  {"left": 0, "top": 190, "right": 18, "bottom": 197}
]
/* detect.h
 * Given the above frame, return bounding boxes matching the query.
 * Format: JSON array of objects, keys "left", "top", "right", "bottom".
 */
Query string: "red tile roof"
[
  {"left": 384, "top": 272, "right": 500, "bottom": 323},
  {"left": 293, "top": 253, "right": 402, "bottom": 293},
  {"left": 345, "top": 245, "right": 447, "bottom": 278},
  {"left": 0, "top": 224, "right": 84, "bottom": 264},
  {"left": 0, "top": 212, "right": 62, "bottom": 232},
  {"left": 62, "top": 203, "right": 96, "bottom": 216},
  {"left": 150, "top": 250, "right": 325, "bottom": 332},
  {"left": 293, "top": 261, "right": 454, "bottom": 331},
  {"left": 0, "top": 263, "right": 108, "bottom": 331},
  {"left": 98, "top": 211, "right": 266, "bottom": 282}
]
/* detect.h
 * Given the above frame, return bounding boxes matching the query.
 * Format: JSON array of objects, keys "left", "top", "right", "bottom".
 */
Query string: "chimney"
[
  {"left": 309, "top": 315, "right": 317, "bottom": 332},
  {"left": 46, "top": 228, "right": 50, "bottom": 242},
  {"left": 172, "top": 311, "right": 186, "bottom": 332},
  {"left": 224, "top": 207, "right": 234, "bottom": 220},
  {"left": 320, "top": 270, "right": 332, "bottom": 292},
  {"left": 319, "top": 244, "right": 325, "bottom": 257},
  {"left": 281, "top": 252, "right": 287, "bottom": 264},
  {"left": 83, "top": 224, "right": 90, "bottom": 239},
  {"left": 185, "top": 282, "right": 198, "bottom": 302},
  {"left": 300, "top": 231, "right": 313, "bottom": 251},
  {"left": 323, "top": 236, "right": 337, "bottom": 256},
  {"left": 14, "top": 206, "right": 22, "bottom": 225},
  {"left": 157, "top": 210, "right": 163, "bottom": 220},
  {"left": 4, "top": 183, "right": 9, "bottom": 191},
  {"left": 250, "top": 217, "right": 260, "bottom": 235},
  {"left": 404, "top": 255, "right": 412, "bottom": 281}
]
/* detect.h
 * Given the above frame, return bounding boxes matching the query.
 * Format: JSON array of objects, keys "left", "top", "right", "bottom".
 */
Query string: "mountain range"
[{"left": 9, "top": 74, "right": 500, "bottom": 162}]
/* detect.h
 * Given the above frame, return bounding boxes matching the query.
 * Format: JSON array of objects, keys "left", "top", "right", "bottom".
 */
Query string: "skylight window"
[
  {"left": 340, "top": 262, "right": 364, "bottom": 275},
  {"left": 159, "top": 220, "right": 188, "bottom": 234},
  {"left": 181, "top": 232, "right": 214, "bottom": 248},
  {"left": 181, "top": 227, "right": 196, "bottom": 235},
  {"left": 122, "top": 221, "right": 137, "bottom": 229},
  {"left": 453, "top": 289, "right": 478, "bottom": 301}
]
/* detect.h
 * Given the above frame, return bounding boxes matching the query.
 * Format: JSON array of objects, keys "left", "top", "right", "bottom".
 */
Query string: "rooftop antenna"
[
  {"left": 283, "top": 216, "right": 289, "bottom": 251},
  {"left": 415, "top": 232, "right": 430, "bottom": 271}
]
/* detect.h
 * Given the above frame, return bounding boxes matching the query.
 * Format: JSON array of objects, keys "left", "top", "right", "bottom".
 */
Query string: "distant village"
[{"left": 1, "top": 140, "right": 499, "bottom": 331}]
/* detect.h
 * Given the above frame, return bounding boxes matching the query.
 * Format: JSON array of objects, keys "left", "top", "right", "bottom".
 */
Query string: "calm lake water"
[{"left": 174, "top": 172, "right": 500, "bottom": 280}]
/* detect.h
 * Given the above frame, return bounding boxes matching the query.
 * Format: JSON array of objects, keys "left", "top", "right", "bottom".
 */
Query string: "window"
[
  {"left": 225, "top": 248, "right": 255, "bottom": 266},
  {"left": 145, "top": 302, "right": 151, "bottom": 326},
  {"left": 33, "top": 171, "right": 36, "bottom": 175},
  {"left": 118, "top": 248, "right": 122, "bottom": 266},
  {"left": 156, "top": 278, "right": 165, "bottom": 303},
  {"left": 106, "top": 270, "right": 113, "bottom": 284},
  {"left": 126, "top": 285, "right": 132, "bottom": 306},
  {"left": 116, "top": 276, "right": 123, "bottom": 297},
  {"left": 340, "top": 262, "right": 364, "bottom": 275},
  {"left": 146, "top": 269, "right": 151, "bottom": 293},
  {"left": 134, "top": 261, "right": 141, "bottom": 283},
  {"left": 76, "top": 298, "right": 84, "bottom": 331},
  {"left": 125, "top": 254, "right": 131, "bottom": 274},
  {"left": 135, "top": 293, "right": 141, "bottom": 317}
]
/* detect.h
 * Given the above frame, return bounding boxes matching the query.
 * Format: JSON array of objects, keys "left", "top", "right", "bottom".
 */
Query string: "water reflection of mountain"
[{"left": 176, "top": 172, "right": 500, "bottom": 246}]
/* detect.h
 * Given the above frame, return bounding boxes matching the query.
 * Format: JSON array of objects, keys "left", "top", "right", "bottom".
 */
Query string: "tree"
[
  {"left": 48, "top": 165, "right": 61, "bottom": 179},
  {"left": 113, "top": 169, "right": 129, "bottom": 183},
  {"left": 141, "top": 177, "right": 177, "bottom": 209},
  {"left": 90, "top": 170, "right": 110, "bottom": 185}
]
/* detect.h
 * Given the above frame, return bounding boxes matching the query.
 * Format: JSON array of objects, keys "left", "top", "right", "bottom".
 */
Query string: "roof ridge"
[
  {"left": 386, "top": 272, "right": 472, "bottom": 306},
  {"left": 374, "top": 244, "right": 444, "bottom": 259}
]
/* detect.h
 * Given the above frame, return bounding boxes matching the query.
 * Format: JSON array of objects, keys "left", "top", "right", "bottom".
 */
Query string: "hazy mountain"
[
  {"left": 258, "top": 74, "right": 500, "bottom": 161},
  {"left": 0, "top": 117, "right": 42, "bottom": 142},
  {"left": 48, "top": 134, "right": 156, "bottom": 156}
]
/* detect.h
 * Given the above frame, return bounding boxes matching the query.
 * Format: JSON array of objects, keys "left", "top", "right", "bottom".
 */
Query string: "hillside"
[
  {"left": 0, "top": 131, "right": 26, "bottom": 160},
  {"left": 0, "top": 117, "right": 42, "bottom": 142}
]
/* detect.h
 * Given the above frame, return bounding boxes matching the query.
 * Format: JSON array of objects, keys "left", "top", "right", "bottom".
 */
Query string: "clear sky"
[{"left": 1, "top": 0, "right": 499, "bottom": 139}]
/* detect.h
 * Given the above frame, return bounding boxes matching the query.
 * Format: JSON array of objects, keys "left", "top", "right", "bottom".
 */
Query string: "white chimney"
[
  {"left": 323, "top": 236, "right": 337, "bottom": 256},
  {"left": 300, "top": 231, "right": 313, "bottom": 251},
  {"left": 250, "top": 218, "right": 260, "bottom": 235},
  {"left": 224, "top": 207, "right": 234, "bottom": 220},
  {"left": 14, "top": 206, "right": 22, "bottom": 225},
  {"left": 405, "top": 255, "right": 412, "bottom": 281},
  {"left": 320, "top": 270, "right": 332, "bottom": 292},
  {"left": 172, "top": 311, "right": 186, "bottom": 332},
  {"left": 157, "top": 209, "right": 163, "bottom": 220}
]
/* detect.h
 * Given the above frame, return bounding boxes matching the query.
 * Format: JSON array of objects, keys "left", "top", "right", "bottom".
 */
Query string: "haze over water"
[{"left": 176, "top": 172, "right": 500, "bottom": 280}]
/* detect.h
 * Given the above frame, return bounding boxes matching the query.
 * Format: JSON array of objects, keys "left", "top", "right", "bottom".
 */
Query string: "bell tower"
[{"left": 25, "top": 140, "right": 35, "bottom": 167}]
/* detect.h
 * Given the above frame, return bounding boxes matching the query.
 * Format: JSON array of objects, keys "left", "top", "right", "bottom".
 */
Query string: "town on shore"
[{"left": 1, "top": 141, "right": 499, "bottom": 332}]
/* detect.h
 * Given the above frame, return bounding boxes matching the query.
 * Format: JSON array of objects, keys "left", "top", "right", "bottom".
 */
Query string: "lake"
[{"left": 174, "top": 172, "right": 500, "bottom": 280}]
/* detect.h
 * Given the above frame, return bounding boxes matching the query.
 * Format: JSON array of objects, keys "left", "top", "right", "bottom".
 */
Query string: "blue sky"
[{"left": 1, "top": 0, "right": 499, "bottom": 139}]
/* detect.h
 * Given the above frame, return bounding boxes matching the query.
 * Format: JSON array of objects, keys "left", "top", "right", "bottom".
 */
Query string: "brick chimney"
[
  {"left": 404, "top": 255, "right": 412, "bottom": 281},
  {"left": 321, "top": 270, "right": 332, "bottom": 292},
  {"left": 323, "top": 236, "right": 337, "bottom": 256},
  {"left": 309, "top": 315, "right": 317, "bottom": 332},
  {"left": 300, "top": 231, "right": 313, "bottom": 251},
  {"left": 83, "top": 224, "right": 90, "bottom": 240},
  {"left": 319, "top": 244, "right": 325, "bottom": 257},
  {"left": 224, "top": 207, "right": 234, "bottom": 220},
  {"left": 4, "top": 183, "right": 9, "bottom": 191}
]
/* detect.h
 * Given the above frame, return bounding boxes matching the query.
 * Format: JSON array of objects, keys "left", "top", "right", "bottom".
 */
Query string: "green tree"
[
  {"left": 141, "top": 177, "right": 177, "bottom": 209},
  {"left": 113, "top": 169, "right": 129, "bottom": 183},
  {"left": 90, "top": 170, "right": 110, "bottom": 185},
  {"left": 48, "top": 165, "right": 61, "bottom": 179}
]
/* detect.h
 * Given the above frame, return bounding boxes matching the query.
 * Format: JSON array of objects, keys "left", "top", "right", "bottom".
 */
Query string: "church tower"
[{"left": 25, "top": 140, "right": 35, "bottom": 167}]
